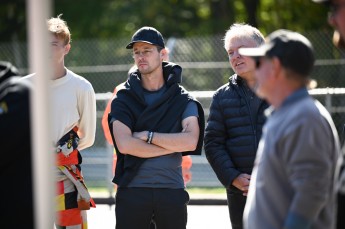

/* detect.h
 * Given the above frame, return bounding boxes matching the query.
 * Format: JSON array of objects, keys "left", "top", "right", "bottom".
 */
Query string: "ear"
[
  {"left": 271, "top": 57, "right": 282, "bottom": 79},
  {"left": 160, "top": 48, "right": 169, "bottom": 62},
  {"left": 64, "top": 43, "right": 71, "bottom": 55}
]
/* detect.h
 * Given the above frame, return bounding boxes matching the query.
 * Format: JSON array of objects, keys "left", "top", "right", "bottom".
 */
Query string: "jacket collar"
[
  {"left": 129, "top": 61, "right": 182, "bottom": 87},
  {"left": 230, "top": 74, "right": 245, "bottom": 86}
]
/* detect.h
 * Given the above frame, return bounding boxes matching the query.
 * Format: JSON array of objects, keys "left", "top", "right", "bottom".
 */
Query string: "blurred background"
[{"left": 2, "top": 0, "right": 345, "bottom": 196}]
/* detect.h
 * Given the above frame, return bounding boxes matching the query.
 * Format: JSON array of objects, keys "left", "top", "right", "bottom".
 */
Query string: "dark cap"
[
  {"left": 126, "top": 26, "right": 165, "bottom": 49},
  {"left": 239, "top": 29, "right": 315, "bottom": 76}
]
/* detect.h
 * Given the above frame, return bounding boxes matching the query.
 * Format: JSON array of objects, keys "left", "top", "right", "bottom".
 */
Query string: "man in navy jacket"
[{"left": 204, "top": 23, "right": 268, "bottom": 229}]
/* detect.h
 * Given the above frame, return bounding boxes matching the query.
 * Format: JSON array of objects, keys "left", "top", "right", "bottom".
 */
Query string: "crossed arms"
[{"left": 112, "top": 116, "right": 199, "bottom": 158}]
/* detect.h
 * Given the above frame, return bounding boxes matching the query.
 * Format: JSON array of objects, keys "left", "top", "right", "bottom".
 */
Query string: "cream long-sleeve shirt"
[{"left": 25, "top": 68, "right": 96, "bottom": 150}]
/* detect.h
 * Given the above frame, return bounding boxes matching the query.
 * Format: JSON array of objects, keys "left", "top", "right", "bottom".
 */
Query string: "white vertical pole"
[{"left": 26, "top": 0, "right": 55, "bottom": 228}]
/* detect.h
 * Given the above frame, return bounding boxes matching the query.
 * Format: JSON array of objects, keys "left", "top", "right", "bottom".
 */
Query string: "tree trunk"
[{"left": 243, "top": 0, "right": 260, "bottom": 27}]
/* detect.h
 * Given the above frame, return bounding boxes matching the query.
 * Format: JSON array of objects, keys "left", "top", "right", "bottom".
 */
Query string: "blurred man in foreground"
[{"left": 240, "top": 29, "right": 342, "bottom": 229}]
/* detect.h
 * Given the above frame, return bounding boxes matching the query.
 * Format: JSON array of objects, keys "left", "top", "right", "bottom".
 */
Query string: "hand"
[
  {"left": 232, "top": 173, "right": 251, "bottom": 196},
  {"left": 182, "top": 124, "right": 188, "bottom": 132},
  {"left": 182, "top": 168, "right": 192, "bottom": 184}
]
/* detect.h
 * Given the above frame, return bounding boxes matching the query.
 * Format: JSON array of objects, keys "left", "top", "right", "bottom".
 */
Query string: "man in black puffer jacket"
[{"left": 204, "top": 23, "right": 269, "bottom": 229}]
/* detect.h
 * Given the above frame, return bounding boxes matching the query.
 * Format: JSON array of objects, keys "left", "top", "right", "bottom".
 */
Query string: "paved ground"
[{"left": 87, "top": 204, "right": 232, "bottom": 229}]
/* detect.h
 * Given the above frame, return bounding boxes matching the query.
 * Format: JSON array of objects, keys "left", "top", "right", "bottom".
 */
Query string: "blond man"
[{"left": 24, "top": 15, "right": 96, "bottom": 229}]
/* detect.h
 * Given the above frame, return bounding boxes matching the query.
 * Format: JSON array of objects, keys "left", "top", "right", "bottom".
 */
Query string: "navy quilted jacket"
[{"left": 204, "top": 74, "right": 269, "bottom": 191}]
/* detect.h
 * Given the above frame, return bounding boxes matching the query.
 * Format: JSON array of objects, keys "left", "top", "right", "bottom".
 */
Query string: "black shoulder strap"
[{"left": 0, "top": 77, "right": 32, "bottom": 99}]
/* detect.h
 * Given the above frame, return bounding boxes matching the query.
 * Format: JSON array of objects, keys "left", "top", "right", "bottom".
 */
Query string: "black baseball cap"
[
  {"left": 126, "top": 26, "right": 165, "bottom": 49},
  {"left": 239, "top": 29, "right": 315, "bottom": 76}
]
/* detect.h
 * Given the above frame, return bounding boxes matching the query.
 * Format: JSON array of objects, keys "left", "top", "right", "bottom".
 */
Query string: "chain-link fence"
[
  {"left": 1, "top": 30, "right": 345, "bottom": 91},
  {"left": 1, "top": 30, "right": 344, "bottom": 196}
]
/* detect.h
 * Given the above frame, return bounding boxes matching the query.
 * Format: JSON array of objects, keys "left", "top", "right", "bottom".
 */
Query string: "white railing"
[{"left": 87, "top": 88, "right": 345, "bottom": 197}]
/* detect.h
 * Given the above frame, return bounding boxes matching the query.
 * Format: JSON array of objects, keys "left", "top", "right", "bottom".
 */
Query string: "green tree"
[
  {"left": 0, "top": 0, "right": 331, "bottom": 42},
  {"left": 0, "top": 0, "right": 26, "bottom": 42}
]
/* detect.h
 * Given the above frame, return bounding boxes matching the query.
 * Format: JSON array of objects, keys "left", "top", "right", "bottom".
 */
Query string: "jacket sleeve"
[
  {"left": 204, "top": 90, "right": 241, "bottom": 188},
  {"left": 282, "top": 113, "right": 339, "bottom": 228}
]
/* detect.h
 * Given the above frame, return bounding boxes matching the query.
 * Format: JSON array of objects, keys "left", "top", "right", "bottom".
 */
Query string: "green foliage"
[
  {"left": 0, "top": 0, "right": 26, "bottom": 42},
  {"left": 0, "top": 0, "right": 332, "bottom": 42},
  {"left": 256, "top": 0, "right": 329, "bottom": 35}
]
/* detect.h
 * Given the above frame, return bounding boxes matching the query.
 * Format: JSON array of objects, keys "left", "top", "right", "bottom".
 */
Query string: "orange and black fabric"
[{"left": 55, "top": 127, "right": 95, "bottom": 228}]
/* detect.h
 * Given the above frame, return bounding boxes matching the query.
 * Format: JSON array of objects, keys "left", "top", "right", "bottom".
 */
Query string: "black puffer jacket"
[{"left": 204, "top": 74, "right": 268, "bottom": 191}]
